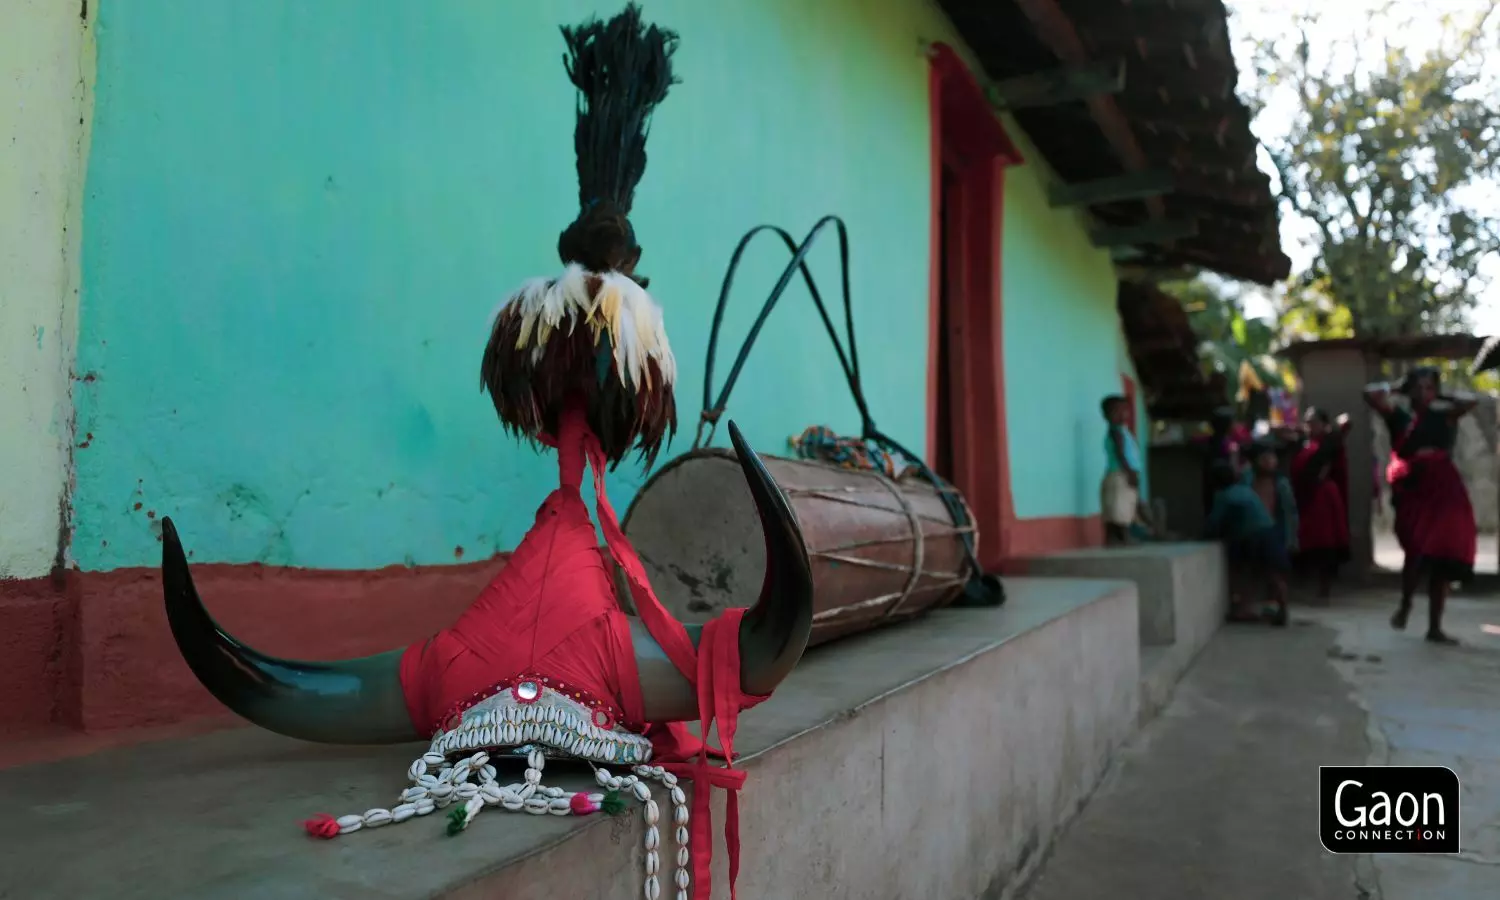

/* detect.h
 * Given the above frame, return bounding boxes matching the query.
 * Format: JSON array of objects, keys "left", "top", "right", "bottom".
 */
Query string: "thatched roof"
[
  {"left": 1118, "top": 280, "right": 1223, "bottom": 420},
  {"left": 939, "top": 0, "right": 1290, "bottom": 285}
]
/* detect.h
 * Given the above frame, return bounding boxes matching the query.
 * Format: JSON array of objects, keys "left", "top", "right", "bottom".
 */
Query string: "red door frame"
[{"left": 925, "top": 44, "right": 1022, "bottom": 571}]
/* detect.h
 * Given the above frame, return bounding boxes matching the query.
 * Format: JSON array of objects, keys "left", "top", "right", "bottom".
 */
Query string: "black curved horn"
[
  {"left": 727, "top": 422, "right": 814, "bottom": 696},
  {"left": 161, "top": 517, "right": 419, "bottom": 744}
]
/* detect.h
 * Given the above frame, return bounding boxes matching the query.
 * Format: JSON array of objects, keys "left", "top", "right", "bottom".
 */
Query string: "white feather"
[
  {"left": 559, "top": 264, "right": 590, "bottom": 307},
  {"left": 519, "top": 277, "right": 550, "bottom": 313},
  {"left": 618, "top": 302, "right": 643, "bottom": 387},
  {"left": 656, "top": 322, "right": 676, "bottom": 385},
  {"left": 492, "top": 267, "right": 676, "bottom": 389},
  {"left": 557, "top": 265, "right": 590, "bottom": 335},
  {"left": 489, "top": 277, "right": 550, "bottom": 331},
  {"left": 542, "top": 282, "right": 567, "bottom": 331},
  {"left": 607, "top": 273, "right": 676, "bottom": 387}
]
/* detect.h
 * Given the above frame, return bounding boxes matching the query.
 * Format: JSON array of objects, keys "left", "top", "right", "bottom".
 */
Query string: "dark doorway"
[{"left": 927, "top": 43, "right": 1019, "bottom": 568}]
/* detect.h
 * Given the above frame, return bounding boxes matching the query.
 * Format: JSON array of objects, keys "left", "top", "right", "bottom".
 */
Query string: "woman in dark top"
[{"left": 1364, "top": 367, "right": 1478, "bottom": 644}]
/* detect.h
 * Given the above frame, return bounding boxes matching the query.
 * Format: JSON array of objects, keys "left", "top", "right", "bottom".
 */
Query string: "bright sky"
[{"left": 1225, "top": 0, "right": 1500, "bottom": 333}]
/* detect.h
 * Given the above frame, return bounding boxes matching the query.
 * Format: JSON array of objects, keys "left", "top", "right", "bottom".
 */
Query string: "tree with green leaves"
[
  {"left": 1247, "top": 2, "right": 1500, "bottom": 337},
  {"left": 1163, "top": 277, "right": 1278, "bottom": 379}
]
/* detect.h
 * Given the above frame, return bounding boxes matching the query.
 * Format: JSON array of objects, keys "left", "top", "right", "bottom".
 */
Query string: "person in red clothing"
[
  {"left": 1290, "top": 408, "right": 1351, "bottom": 598},
  {"left": 1365, "top": 368, "right": 1478, "bottom": 644}
]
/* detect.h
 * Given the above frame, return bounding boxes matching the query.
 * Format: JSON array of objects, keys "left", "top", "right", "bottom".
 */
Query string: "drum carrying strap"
[{"left": 692, "top": 216, "right": 1004, "bottom": 607}]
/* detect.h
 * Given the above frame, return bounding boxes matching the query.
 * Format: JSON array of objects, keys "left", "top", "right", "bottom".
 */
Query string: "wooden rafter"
[
  {"left": 931, "top": 0, "right": 1290, "bottom": 284},
  {"left": 988, "top": 59, "right": 1126, "bottom": 111},
  {"left": 1011, "top": 0, "right": 1168, "bottom": 222},
  {"left": 1080, "top": 18, "right": 1228, "bottom": 50},
  {"left": 1091, "top": 218, "right": 1199, "bottom": 248},
  {"left": 1119, "top": 0, "right": 1217, "bottom": 9},
  {"left": 1048, "top": 169, "right": 1175, "bottom": 208}
]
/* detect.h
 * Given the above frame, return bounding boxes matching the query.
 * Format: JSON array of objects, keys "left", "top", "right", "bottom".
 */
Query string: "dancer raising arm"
[{"left": 1364, "top": 368, "right": 1478, "bottom": 644}]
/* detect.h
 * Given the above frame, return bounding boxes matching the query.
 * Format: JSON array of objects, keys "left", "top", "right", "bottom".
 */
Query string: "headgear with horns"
[{"left": 161, "top": 8, "right": 814, "bottom": 899}]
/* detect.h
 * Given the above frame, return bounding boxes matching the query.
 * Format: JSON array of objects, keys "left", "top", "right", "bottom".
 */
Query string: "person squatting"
[{"left": 1205, "top": 441, "right": 1297, "bottom": 626}]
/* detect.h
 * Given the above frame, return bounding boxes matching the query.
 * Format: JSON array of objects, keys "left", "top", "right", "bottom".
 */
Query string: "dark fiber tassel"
[
  {"left": 478, "top": 6, "right": 681, "bottom": 471},
  {"left": 560, "top": 4, "right": 680, "bottom": 217}
]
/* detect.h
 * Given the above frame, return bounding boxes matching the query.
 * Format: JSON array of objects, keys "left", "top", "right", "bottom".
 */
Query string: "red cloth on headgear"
[{"left": 399, "top": 402, "right": 764, "bottom": 899}]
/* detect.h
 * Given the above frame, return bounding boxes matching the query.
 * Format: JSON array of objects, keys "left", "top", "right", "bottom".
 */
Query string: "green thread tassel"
[
  {"left": 600, "top": 789, "right": 628, "bottom": 816},
  {"left": 446, "top": 807, "right": 469, "bottom": 836}
]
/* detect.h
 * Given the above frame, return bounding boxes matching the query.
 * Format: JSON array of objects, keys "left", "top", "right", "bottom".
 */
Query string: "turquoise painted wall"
[
  {"left": 1001, "top": 158, "right": 1143, "bottom": 519},
  {"left": 74, "top": 0, "right": 971, "bottom": 570}
]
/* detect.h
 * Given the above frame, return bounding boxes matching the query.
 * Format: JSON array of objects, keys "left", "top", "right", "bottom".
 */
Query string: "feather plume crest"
[
  {"left": 494, "top": 265, "right": 672, "bottom": 389},
  {"left": 480, "top": 265, "right": 677, "bottom": 469}
]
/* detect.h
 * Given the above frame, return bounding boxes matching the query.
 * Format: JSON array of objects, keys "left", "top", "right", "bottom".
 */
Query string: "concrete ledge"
[
  {"left": 1014, "top": 543, "right": 1225, "bottom": 725},
  {"left": 1014, "top": 543, "right": 1224, "bottom": 648},
  {"left": 0, "top": 578, "right": 1139, "bottom": 900}
]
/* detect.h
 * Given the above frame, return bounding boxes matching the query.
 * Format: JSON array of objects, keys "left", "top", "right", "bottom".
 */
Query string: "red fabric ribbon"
[
  {"left": 585, "top": 436, "right": 699, "bottom": 678},
  {"left": 658, "top": 758, "right": 747, "bottom": 899},
  {"left": 651, "top": 613, "right": 753, "bottom": 900},
  {"left": 581, "top": 427, "right": 759, "bottom": 900}
]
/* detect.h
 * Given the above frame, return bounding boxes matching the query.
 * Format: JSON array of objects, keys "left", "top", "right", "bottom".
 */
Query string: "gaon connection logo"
[{"left": 1319, "top": 766, "right": 1461, "bottom": 854}]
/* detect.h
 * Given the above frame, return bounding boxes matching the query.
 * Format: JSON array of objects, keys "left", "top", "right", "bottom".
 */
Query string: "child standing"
[
  {"left": 1204, "top": 442, "right": 1298, "bottom": 626},
  {"left": 1101, "top": 395, "right": 1144, "bottom": 545}
]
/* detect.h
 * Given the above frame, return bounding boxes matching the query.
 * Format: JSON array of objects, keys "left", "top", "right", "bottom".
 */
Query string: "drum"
[{"left": 621, "top": 449, "right": 976, "bottom": 646}]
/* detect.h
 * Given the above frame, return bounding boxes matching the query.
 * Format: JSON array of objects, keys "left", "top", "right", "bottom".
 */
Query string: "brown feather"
[{"left": 480, "top": 281, "right": 676, "bottom": 471}]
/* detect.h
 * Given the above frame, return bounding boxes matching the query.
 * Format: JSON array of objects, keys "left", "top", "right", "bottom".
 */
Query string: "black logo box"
[{"left": 1319, "top": 766, "right": 1461, "bottom": 855}]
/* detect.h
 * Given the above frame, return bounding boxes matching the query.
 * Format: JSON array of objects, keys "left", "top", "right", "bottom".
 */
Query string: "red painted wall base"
[
  {"left": 0, "top": 556, "right": 507, "bottom": 737},
  {"left": 1004, "top": 514, "right": 1104, "bottom": 561},
  {"left": 0, "top": 511, "right": 1098, "bottom": 763}
]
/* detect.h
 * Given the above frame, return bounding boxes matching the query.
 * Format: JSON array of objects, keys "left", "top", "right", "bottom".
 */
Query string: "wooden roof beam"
[
  {"left": 1083, "top": 20, "right": 1228, "bottom": 51},
  {"left": 1120, "top": 0, "right": 1217, "bottom": 9},
  {"left": 1169, "top": 156, "right": 1263, "bottom": 178},
  {"left": 1012, "top": 0, "right": 1167, "bottom": 221},
  {"left": 1135, "top": 115, "right": 1234, "bottom": 136},
  {"left": 1049, "top": 169, "right": 1175, "bottom": 208},
  {"left": 1161, "top": 242, "right": 1292, "bottom": 282},
  {"left": 1117, "top": 263, "right": 1199, "bottom": 283},
  {"left": 1127, "top": 66, "right": 1238, "bottom": 99},
  {"left": 1184, "top": 187, "right": 1274, "bottom": 207},
  {"left": 1092, "top": 218, "right": 1200, "bottom": 249},
  {"left": 1136, "top": 116, "right": 1235, "bottom": 149},
  {"left": 988, "top": 59, "right": 1126, "bottom": 111},
  {"left": 1118, "top": 95, "right": 1237, "bottom": 118}
]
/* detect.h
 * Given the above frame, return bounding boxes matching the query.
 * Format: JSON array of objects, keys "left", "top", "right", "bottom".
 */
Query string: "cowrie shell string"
[
  {"left": 325, "top": 751, "right": 691, "bottom": 900},
  {"left": 312, "top": 682, "right": 692, "bottom": 900},
  {"left": 594, "top": 763, "right": 693, "bottom": 900}
]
